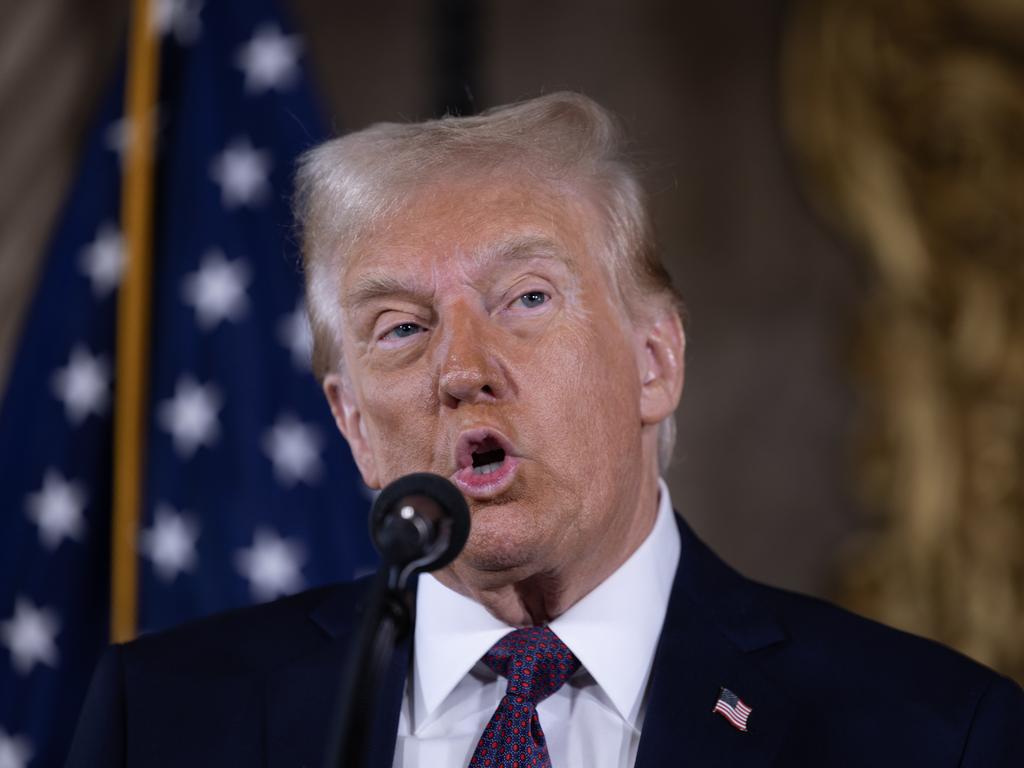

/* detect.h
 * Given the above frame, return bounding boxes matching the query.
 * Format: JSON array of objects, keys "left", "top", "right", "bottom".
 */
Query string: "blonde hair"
[{"left": 294, "top": 91, "right": 684, "bottom": 471}]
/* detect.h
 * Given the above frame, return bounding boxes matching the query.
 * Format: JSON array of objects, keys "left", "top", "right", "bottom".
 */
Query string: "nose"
[{"left": 435, "top": 303, "right": 507, "bottom": 408}]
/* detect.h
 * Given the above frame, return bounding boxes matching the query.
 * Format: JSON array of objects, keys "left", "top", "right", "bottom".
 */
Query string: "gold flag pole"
[{"left": 111, "top": 0, "right": 160, "bottom": 643}]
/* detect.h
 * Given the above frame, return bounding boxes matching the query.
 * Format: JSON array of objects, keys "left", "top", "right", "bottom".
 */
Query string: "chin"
[{"left": 457, "top": 521, "right": 542, "bottom": 575}]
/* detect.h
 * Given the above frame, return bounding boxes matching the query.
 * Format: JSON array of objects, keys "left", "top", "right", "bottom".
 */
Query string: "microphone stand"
[
  {"left": 323, "top": 473, "right": 469, "bottom": 768},
  {"left": 325, "top": 564, "right": 413, "bottom": 768},
  {"left": 325, "top": 535, "right": 454, "bottom": 767}
]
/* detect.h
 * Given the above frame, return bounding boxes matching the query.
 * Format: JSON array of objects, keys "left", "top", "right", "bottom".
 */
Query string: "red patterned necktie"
[{"left": 468, "top": 626, "right": 581, "bottom": 768}]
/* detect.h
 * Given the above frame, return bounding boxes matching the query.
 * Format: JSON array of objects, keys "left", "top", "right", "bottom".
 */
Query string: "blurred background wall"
[{"left": 1, "top": 0, "right": 1019, "bottom": 680}]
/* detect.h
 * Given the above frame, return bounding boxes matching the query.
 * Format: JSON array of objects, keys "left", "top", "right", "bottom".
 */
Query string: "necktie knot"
[{"left": 482, "top": 626, "right": 580, "bottom": 706}]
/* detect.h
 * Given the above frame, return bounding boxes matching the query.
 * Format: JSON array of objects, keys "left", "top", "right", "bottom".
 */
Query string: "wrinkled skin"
[{"left": 323, "top": 171, "right": 685, "bottom": 626}]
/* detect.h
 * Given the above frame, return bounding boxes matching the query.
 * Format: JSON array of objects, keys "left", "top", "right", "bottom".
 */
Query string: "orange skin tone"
[{"left": 323, "top": 172, "right": 685, "bottom": 627}]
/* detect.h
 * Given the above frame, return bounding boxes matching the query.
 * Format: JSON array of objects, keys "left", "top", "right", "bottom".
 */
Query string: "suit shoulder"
[
  {"left": 751, "top": 580, "right": 1020, "bottom": 719},
  {"left": 735, "top": 582, "right": 1024, "bottom": 763},
  {"left": 120, "top": 579, "right": 368, "bottom": 676}
]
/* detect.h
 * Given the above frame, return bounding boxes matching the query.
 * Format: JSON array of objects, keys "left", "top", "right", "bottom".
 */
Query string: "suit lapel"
[
  {"left": 265, "top": 582, "right": 411, "bottom": 768},
  {"left": 368, "top": 635, "right": 411, "bottom": 768},
  {"left": 635, "top": 516, "right": 794, "bottom": 767}
]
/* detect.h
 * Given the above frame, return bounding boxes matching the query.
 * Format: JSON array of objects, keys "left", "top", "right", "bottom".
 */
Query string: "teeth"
[{"left": 472, "top": 462, "right": 503, "bottom": 476}]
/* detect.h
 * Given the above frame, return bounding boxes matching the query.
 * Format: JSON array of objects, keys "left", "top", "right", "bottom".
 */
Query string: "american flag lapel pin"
[{"left": 712, "top": 687, "right": 752, "bottom": 732}]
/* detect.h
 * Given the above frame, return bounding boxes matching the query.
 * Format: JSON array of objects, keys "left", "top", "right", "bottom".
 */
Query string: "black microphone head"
[{"left": 369, "top": 472, "right": 470, "bottom": 574}]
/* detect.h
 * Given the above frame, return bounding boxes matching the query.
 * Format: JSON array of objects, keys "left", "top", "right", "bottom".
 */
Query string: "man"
[{"left": 68, "top": 92, "right": 1022, "bottom": 767}]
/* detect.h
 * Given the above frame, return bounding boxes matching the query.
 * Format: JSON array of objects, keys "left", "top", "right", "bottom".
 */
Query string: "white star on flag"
[
  {"left": 51, "top": 346, "right": 110, "bottom": 424},
  {"left": 78, "top": 223, "right": 124, "bottom": 297},
  {"left": 209, "top": 137, "right": 272, "bottom": 208},
  {"left": 277, "top": 300, "right": 313, "bottom": 369},
  {"left": 263, "top": 414, "right": 323, "bottom": 486},
  {"left": 181, "top": 249, "right": 251, "bottom": 329},
  {"left": 152, "top": 0, "right": 203, "bottom": 45},
  {"left": 157, "top": 376, "right": 222, "bottom": 458},
  {"left": 25, "top": 470, "right": 87, "bottom": 551},
  {"left": 235, "top": 528, "right": 306, "bottom": 602},
  {"left": 104, "top": 117, "right": 131, "bottom": 159},
  {"left": 140, "top": 504, "right": 200, "bottom": 582},
  {"left": 1, "top": 598, "right": 60, "bottom": 676},
  {"left": 235, "top": 24, "right": 303, "bottom": 93},
  {"left": 0, "top": 728, "right": 32, "bottom": 768}
]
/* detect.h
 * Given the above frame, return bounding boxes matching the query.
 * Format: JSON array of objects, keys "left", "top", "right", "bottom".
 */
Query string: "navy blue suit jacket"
[{"left": 66, "top": 515, "right": 1024, "bottom": 766}]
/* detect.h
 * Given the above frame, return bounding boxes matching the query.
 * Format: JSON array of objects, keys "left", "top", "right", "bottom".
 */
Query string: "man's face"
[{"left": 325, "top": 172, "right": 665, "bottom": 587}]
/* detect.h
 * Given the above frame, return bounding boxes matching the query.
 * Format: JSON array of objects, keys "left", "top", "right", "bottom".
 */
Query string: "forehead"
[{"left": 340, "top": 173, "right": 603, "bottom": 286}]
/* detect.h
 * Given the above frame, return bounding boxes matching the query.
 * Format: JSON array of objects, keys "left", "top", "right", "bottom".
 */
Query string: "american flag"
[
  {"left": 0, "top": 1, "right": 376, "bottom": 765},
  {"left": 712, "top": 686, "right": 753, "bottom": 732}
]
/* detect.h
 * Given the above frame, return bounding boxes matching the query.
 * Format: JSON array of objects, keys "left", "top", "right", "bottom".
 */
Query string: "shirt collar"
[
  {"left": 549, "top": 478, "right": 680, "bottom": 728},
  {"left": 412, "top": 573, "right": 512, "bottom": 728},
  {"left": 412, "top": 478, "right": 681, "bottom": 731}
]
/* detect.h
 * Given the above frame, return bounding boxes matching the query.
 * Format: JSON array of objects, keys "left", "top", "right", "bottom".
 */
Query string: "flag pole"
[{"left": 111, "top": 0, "right": 160, "bottom": 643}]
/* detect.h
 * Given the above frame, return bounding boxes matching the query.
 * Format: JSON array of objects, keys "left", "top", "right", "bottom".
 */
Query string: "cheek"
[
  {"left": 531, "top": 316, "right": 642, "bottom": 464},
  {"left": 359, "top": 368, "right": 438, "bottom": 477}
]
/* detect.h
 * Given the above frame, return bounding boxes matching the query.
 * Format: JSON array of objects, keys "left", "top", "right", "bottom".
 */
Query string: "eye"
[
  {"left": 383, "top": 322, "right": 425, "bottom": 340},
  {"left": 515, "top": 291, "right": 549, "bottom": 309}
]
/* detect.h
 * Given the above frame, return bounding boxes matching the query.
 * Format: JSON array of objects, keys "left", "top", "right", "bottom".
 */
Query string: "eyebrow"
[
  {"left": 474, "top": 234, "right": 569, "bottom": 270},
  {"left": 342, "top": 234, "right": 572, "bottom": 309},
  {"left": 343, "top": 273, "right": 427, "bottom": 309}
]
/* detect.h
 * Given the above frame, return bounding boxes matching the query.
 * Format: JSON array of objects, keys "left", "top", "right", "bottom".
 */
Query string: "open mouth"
[
  {"left": 470, "top": 437, "right": 506, "bottom": 476},
  {"left": 452, "top": 428, "right": 520, "bottom": 498}
]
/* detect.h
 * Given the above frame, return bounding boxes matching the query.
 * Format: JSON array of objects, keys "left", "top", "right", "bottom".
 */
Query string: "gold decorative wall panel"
[{"left": 784, "top": 0, "right": 1024, "bottom": 680}]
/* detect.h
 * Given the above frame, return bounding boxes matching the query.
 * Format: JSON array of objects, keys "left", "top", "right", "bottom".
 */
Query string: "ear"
[
  {"left": 323, "top": 372, "right": 382, "bottom": 489},
  {"left": 638, "top": 308, "right": 686, "bottom": 426}
]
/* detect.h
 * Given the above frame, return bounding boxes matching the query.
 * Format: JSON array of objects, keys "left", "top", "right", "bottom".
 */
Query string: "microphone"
[{"left": 369, "top": 472, "right": 470, "bottom": 587}]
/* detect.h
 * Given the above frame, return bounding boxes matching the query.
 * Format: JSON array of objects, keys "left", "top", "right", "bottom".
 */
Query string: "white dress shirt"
[{"left": 393, "top": 479, "right": 681, "bottom": 767}]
